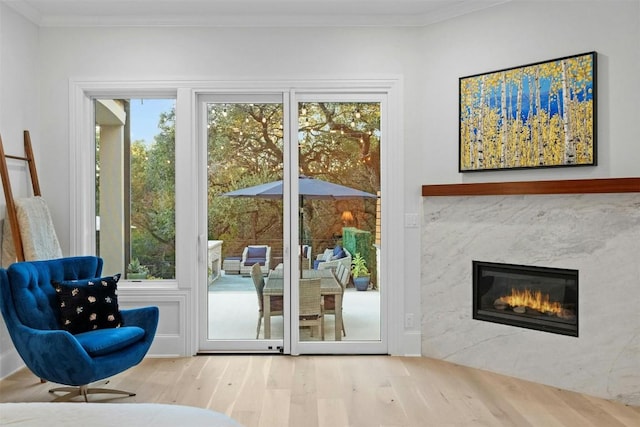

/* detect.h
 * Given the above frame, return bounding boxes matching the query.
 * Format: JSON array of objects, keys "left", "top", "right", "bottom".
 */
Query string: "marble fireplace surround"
[{"left": 421, "top": 178, "right": 640, "bottom": 406}]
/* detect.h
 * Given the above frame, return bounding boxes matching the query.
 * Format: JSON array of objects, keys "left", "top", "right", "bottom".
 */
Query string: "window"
[{"left": 95, "top": 98, "right": 176, "bottom": 279}]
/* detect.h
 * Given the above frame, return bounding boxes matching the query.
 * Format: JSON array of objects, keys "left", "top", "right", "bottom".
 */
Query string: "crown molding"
[{"left": 3, "top": 0, "right": 510, "bottom": 28}]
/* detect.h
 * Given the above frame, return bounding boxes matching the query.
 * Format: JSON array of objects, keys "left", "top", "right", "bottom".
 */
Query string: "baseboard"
[{"left": 399, "top": 330, "right": 421, "bottom": 356}]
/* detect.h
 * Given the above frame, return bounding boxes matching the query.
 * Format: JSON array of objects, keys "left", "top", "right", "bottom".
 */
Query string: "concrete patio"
[{"left": 207, "top": 274, "right": 381, "bottom": 341}]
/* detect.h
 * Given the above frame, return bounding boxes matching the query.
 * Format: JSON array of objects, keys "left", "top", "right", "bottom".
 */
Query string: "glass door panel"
[
  {"left": 294, "top": 98, "right": 383, "bottom": 351},
  {"left": 200, "top": 95, "right": 286, "bottom": 352}
]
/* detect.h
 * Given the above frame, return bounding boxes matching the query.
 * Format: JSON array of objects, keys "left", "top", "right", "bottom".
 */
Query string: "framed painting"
[{"left": 459, "top": 51, "right": 597, "bottom": 172}]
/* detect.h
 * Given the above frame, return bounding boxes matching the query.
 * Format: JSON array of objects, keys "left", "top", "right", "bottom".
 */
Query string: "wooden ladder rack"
[{"left": 0, "top": 131, "right": 42, "bottom": 262}]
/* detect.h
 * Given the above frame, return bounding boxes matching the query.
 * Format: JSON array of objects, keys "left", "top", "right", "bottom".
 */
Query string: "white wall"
[
  {"left": 0, "top": 5, "right": 39, "bottom": 149},
  {"left": 0, "top": 2, "right": 40, "bottom": 378},
  {"left": 416, "top": 0, "right": 640, "bottom": 185}
]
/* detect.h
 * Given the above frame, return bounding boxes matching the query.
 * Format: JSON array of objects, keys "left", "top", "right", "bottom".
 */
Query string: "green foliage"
[
  {"left": 130, "top": 109, "right": 176, "bottom": 279},
  {"left": 351, "top": 253, "right": 370, "bottom": 278},
  {"left": 129, "top": 101, "right": 380, "bottom": 273},
  {"left": 127, "top": 257, "right": 149, "bottom": 274},
  {"left": 342, "top": 226, "right": 374, "bottom": 277},
  {"left": 207, "top": 102, "right": 380, "bottom": 259}
]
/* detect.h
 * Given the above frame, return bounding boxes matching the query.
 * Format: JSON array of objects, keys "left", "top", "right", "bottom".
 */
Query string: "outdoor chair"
[
  {"left": 299, "top": 278, "right": 324, "bottom": 340},
  {"left": 314, "top": 245, "right": 351, "bottom": 271},
  {"left": 251, "top": 262, "right": 282, "bottom": 339},
  {"left": 324, "top": 263, "right": 349, "bottom": 336},
  {"left": 299, "top": 244, "right": 312, "bottom": 270},
  {"left": 240, "top": 245, "right": 271, "bottom": 276}
]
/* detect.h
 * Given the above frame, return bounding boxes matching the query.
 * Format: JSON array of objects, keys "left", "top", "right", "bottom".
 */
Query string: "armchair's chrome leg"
[
  {"left": 49, "top": 386, "right": 83, "bottom": 402},
  {"left": 49, "top": 384, "right": 136, "bottom": 402},
  {"left": 85, "top": 387, "right": 135, "bottom": 399}
]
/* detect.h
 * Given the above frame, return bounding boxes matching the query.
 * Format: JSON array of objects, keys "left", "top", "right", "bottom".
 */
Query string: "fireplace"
[{"left": 473, "top": 261, "right": 578, "bottom": 336}]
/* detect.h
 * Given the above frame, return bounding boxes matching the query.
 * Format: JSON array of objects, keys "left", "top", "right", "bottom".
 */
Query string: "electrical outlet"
[{"left": 405, "top": 313, "right": 414, "bottom": 328}]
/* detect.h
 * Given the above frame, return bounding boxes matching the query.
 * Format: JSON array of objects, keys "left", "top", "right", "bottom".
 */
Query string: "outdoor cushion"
[
  {"left": 247, "top": 246, "right": 267, "bottom": 258},
  {"left": 245, "top": 257, "right": 266, "bottom": 266},
  {"left": 331, "top": 249, "right": 346, "bottom": 260},
  {"left": 299, "top": 245, "right": 311, "bottom": 258},
  {"left": 332, "top": 245, "right": 343, "bottom": 256},
  {"left": 74, "top": 326, "right": 145, "bottom": 357}
]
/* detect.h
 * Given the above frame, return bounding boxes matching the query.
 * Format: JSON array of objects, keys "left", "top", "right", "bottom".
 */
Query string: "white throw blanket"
[{"left": 1, "top": 196, "right": 62, "bottom": 267}]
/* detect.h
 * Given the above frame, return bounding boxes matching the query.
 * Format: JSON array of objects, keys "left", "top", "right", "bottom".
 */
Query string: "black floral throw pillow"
[{"left": 54, "top": 274, "right": 123, "bottom": 334}]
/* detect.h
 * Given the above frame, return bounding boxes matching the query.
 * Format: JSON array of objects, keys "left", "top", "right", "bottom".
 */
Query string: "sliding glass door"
[{"left": 198, "top": 91, "right": 385, "bottom": 355}]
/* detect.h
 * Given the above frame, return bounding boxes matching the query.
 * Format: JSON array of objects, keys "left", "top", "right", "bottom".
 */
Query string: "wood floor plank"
[
  {"left": 266, "top": 354, "right": 295, "bottom": 390},
  {"left": 318, "top": 397, "right": 349, "bottom": 427},
  {"left": 554, "top": 389, "right": 633, "bottom": 427},
  {"left": 209, "top": 356, "right": 257, "bottom": 416},
  {"left": 584, "top": 394, "right": 640, "bottom": 425},
  {"left": 258, "top": 388, "right": 291, "bottom": 427},
  {"left": 462, "top": 365, "right": 564, "bottom": 427},
  {"left": 288, "top": 356, "right": 319, "bottom": 427},
  {"left": 1, "top": 355, "right": 638, "bottom": 427},
  {"left": 479, "top": 364, "right": 626, "bottom": 427},
  {"left": 228, "top": 356, "right": 269, "bottom": 413},
  {"left": 0, "top": 369, "right": 49, "bottom": 402},
  {"left": 404, "top": 357, "right": 504, "bottom": 425},
  {"left": 386, "top": 374, "right": 431, "bottom": 426}
]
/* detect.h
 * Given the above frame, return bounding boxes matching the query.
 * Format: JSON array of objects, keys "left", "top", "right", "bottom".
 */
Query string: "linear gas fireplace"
[{"left": 473, "top": 261, "right": 578, "bottom": 336}]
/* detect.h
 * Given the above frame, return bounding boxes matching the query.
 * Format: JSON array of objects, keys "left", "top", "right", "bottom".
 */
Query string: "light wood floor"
[{"left": 1, "top": 355, "right": 638, "bottom": 427}]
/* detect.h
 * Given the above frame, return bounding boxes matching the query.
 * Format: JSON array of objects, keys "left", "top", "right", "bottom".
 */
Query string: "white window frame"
[{"left": 69, "top": 77, "right": 408, "bottom": 357}]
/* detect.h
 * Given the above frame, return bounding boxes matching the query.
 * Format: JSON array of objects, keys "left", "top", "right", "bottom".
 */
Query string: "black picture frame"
[{"left": 459, "top": 52, "right": 597, "bottom": 172}]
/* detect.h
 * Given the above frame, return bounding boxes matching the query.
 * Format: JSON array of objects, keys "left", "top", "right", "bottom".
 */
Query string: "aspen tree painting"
[{"left": 459, "top": 52, "right": 596, "bottom": 172}]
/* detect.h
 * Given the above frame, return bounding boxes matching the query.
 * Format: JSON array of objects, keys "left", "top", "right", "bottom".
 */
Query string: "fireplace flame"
[{"left": 499, "top": 288, "right": 563, "bottom": 314}]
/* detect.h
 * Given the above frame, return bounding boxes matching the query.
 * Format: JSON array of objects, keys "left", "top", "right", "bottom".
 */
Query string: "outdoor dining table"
[{"left": 264, "top": 267, "right": 343, "bottom": 341}]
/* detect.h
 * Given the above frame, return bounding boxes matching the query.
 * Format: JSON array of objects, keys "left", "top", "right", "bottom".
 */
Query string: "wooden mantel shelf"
[{"left": 422, "top": 177, "right": 640, "bottom": 197}]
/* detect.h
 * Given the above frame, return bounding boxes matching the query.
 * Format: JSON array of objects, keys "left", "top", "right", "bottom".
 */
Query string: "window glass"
[{"left": 95, "top": 98, "right": 176, "bottom": 279}]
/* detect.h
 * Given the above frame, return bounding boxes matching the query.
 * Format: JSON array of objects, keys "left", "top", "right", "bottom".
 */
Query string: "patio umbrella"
[
  {"left": 223, "top": 176, "right": 377, "bottom": 276},
  {"left": 222, "top": 175, "right": 378, "bottom": 200}
]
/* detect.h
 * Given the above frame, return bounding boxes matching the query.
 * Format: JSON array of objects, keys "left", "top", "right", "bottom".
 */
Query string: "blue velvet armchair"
[{"left": 0, "top": 256, "right": 159, "bottom": 401}]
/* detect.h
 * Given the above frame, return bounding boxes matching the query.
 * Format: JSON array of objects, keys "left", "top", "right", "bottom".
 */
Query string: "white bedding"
[{"left": 0, "top": 402, "right": 244, "bottom": 427}]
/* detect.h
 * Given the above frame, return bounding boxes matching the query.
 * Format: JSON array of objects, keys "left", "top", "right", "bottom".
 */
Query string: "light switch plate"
[{"left": 405, "top": 213, "right": 419, "bottom": 228}]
